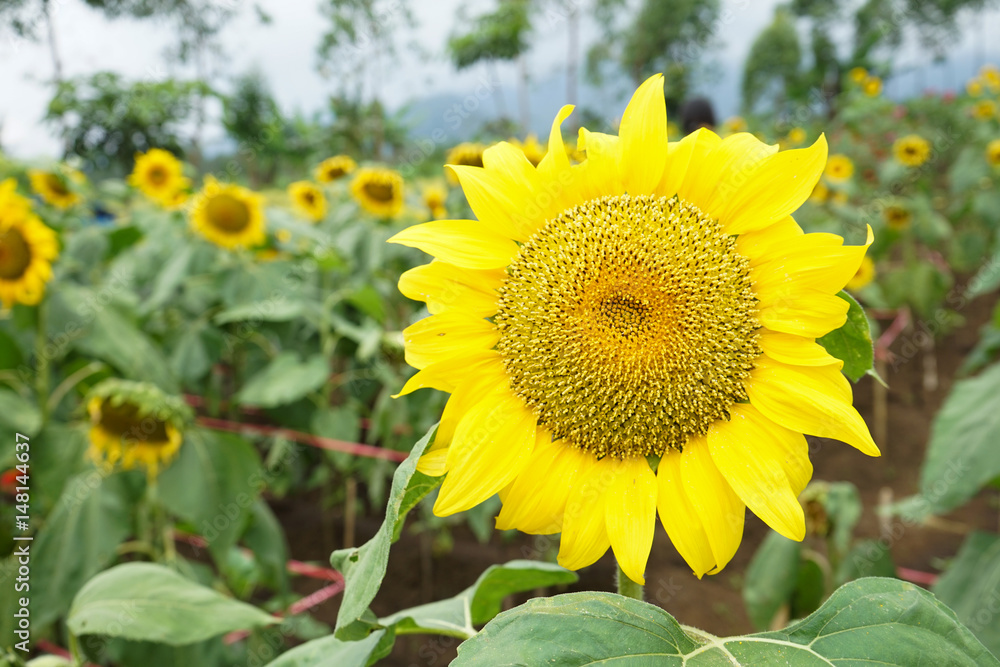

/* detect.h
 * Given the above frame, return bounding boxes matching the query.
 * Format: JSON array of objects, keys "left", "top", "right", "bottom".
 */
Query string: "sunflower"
[
  {"left": 86, "top": 379, "right": 191, "bottom": 479},
  {"left": 390, "top": 75, "right": 878, "bottom": 584},
  {"left": 315, "top": 155, "right": 357, "bottom": 183},
  {"left": 982, "top": 64, "right": 1000, "bottom": 93},
  {"left": 831, "top": 190, "right": 850, "bottom": 205},
  {"left": 885, "top": 205, "right": 911, "bottom": 230},
  {"left": 847, "top": 256, "right": 875, "bottom": 291},
  {"left": 787, "top": 127, "right": 807, "bottom": 145},
  {"left": 445, "top": 143, "right": 486, "bottom": 184},
  {"left": 973, "top": 100, "right": 998, "bottom": 120},
  {"left": 288, "top": 181, "right": 327, "bottom": 222},
  {"left": 809, "top": 181, "right": 829, "bottom": 204},
  {"left": 987, "top": 139, "right": 1000, "bottom": 166},
  {"left": 28, "top": 168, "right": 83, "bottom": 209},
  {"left": 863, "top": 76, "right": 882, "bottom": 97},
  {"left": 350, "top": 167, "right": 404, "bottom": 218},
  {"left": 510, "top": 135, "right": 546, "bottom": 166},
  {"left": 967, "top": 79, "right": 984, "bottom": 97},
  {"left": 824, "top": 154, "right": 854, "bottom": 183},
  {"left": 423, "top": 183, "right": 448, "bottom": 219},
  {"left": 893, "top": 135, "right": 931, "bottom": 167},
  {"left": 129, "top": 149, "right": 189, "bottom": 206},
  {"left": 848, "top": 67, "right": 868, "bottom": 84},
  {"left": 0, "top": 180, "right": 59, "bottom": 308},
  {"left": 189, "top": 177, "right": 266, "bottom": 249},
  {"left": 722, "top": 116, "right": 748, "bottom": 135}
]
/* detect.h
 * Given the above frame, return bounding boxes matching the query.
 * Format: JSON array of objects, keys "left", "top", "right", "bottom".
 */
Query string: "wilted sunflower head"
[
  {"left": 86, "top": 379, "right": 193, "bottom": 479},
  {"left": 315, "top": 155, "right": 357, "bottom": 183},
  {"left": 885, "top": 204, "right": 911, "bottom": 230},
  {"left": 28, "top": 168, "right": 84, "bottom": 209},
  {"left": 390, "top": 74, "right": 878, "bottom": 584},
  {"left": 350, "top": 167, "right": 404, "bottom": 218},
  {"left": 288, "top": 181, "right": 327, "bottom": 222},
  {"left": 824, "top": 154, "right": 854, "bottom": 183},
  {"left": 189, "top": 177, "right": 266, "bottom": 249},
  {"left": 987, "top": 139, "right": 1000, "bottom": 166},
  {"left": 0, "top": 180, "right": 59, "bottom": 308},
  {"left": 422, "top": 183, "right": 448, "bottom": 219},
  {"left": 893, "top": 135, "right": 931, "bottom": 167},
  {"left": 445, "top": 143, "right": 486, "bottom": 184},
  {"left": 129, "top": 149, "right": 189, "bottom": 206}
]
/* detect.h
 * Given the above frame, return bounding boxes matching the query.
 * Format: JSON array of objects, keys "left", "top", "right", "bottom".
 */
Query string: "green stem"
[
  {"left": 616, "top": 563, "right": 644, "bottom": 601},
  {"left": 68, "top": 631, "right": 83, "bottom": 666},
  {"left": 34, "top": 296, "right": 50, "bottom": 427}
]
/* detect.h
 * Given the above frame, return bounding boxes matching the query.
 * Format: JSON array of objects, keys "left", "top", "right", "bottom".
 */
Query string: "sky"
[{"left": 0, "top": 0, "right": 998, "bottom": 159}]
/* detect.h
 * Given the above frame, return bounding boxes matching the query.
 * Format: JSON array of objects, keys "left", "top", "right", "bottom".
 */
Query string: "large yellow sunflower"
[
  {"left": 351, "top": 167, "right": 404, "bottom": 218},
  {"left": 129, "top": 149, "right": 190, "bottom": 206},
  {"left": 389, "top": 75, "right": 878, "bottom": 584},
  {"left": 29, "top": 168, "right": 84, "bottom": 209},
  {"left": 893, "top": 135, "right": 931, "bottom": 167},
  {"left": 0, "top": 180, "right": 59, "bottom": 308},
  {"left": 315, "top": 155, "right": 357, "bottom": 183},
  {"left": 288, "top": 181, "right": 327, "bottom": 222},
  {"left": 189, "top": 177, "right": 266, "bottom": 249}
]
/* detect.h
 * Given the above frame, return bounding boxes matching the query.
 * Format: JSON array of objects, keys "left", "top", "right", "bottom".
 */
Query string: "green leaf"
[
  {"left": 0, "top": 327, "right": 24, "bottom": 370},
  {"left": 918, "top": 362, "right": 1000, "bottom": 514},
  {"left": 742, "top": 531, "right": 801, "bottom": 631},
  {"left": 824, "top": 481, "right": 862, "bottom": 555},
  {"left": 67, "top": 563, "right": 277, "bottom": 645},
  {"left": 236, "top": 352, "right": 329, "bottom": 408},
  {"left": 392, "top": 470, "right": 442, "bottom": 541},
  {"left": 817, "top": 291, "right": 874, "bottom": 382},
  {"left": 0, "top": 389, "right": 42, "bottom": 437},
  {"left": 330, "top": 426, "right": 438, "bottom": 638},
  {"left": 214, "top": 300, "right": 310, "bottom": 325},
  {"left": 836, "top": 539, "right": 896, "bottom": 586},
  {"left": 966, "top": 251, "right": 1000, "bottom": 299},
  {"left": 75, "top": 304, "right": 178, "bottom": 392},
  {"left": 142, "top": 244, "right": 194, "bottom": 314},
  {"left": 264, "top": 629, "right": 390, "bottom": 667},
  {"left": 170, "top": 325, "right": 213, "bottom": 385},
  {"left": 932, "top": 530, "right": 1000, "bottom": 657},
  {"left": 454, "top": 579, "right": 998, "bottom": 666},
  {"left": 243, "top": 499, "right": 291, "bottom": 594}
]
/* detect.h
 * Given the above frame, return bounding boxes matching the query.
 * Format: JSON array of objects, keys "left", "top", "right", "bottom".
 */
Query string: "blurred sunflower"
[
  {"left": 189, "top": 177, "right": 266, "bottom": 249},
  {"left": 28, "top": 168, "right": 84, "bottom": 209},
  {"left": 847, "top": 256, "right": 875, "bottom": 291},
  {"left": 982, "top": 64, "right": 1000, "bottom": 92},
  {"left": 824, "top": 154, "right": 854, "bottom": 183},
  {"left": 831, "top": 190, "right": 850, "bottom": 205},
  {"left": 893, "top": 135, "right": 931, "bottom": 167},
  {"left": 863, "top": 76, "right": 882, "bottom": 97},
  {"left": 809, "top": 181, "right": 829, "bottom": 203},
  {"left": 315, "top": 155, "right": 357, "bottom": 183},
  {"left": 86, "top": 379, "right": 192, "bottom": 479},
  {"left": 422, "top": 183, "right": 448, "bottom": 219},
  {"left": 129, "top": 149, "right": 189, "bottom": 206},
  {"left": 390, "top": 74, "right": 878, "bottom": 583},
  {"left": 510, "top": 135, "right": 546, "bottom": 166},
  {"left": 722, "top": 116, "right": 747, "bottom": 134},
  {"left": 787, "top": 127, "right": 807, "bottom": 145},
  {"left": 967, "top": 79, "right": 984, "bottom": 97},
  {"left": 885, "top": 205, "right": 911, "bottom": 230},
  {"left": 848, "top": 67, "right": 868, "bottom": 83},
  {"left": 0, "top": 180, "right": 59, "bottom": 308},
  {"left": 987, "top": 139, "right": 1000, "bottom": 166},
  {"left": 445, "top": 143, "right": 486, "bottom": 184},
  {"left": 351, "top": 167, "right": 404, "bottom": 218},
  {"left": 973, "top": 100, "right": 997, "bottom": 120},
  {"left": 288, "top": 181, "right": 327, "bottom": 222}
]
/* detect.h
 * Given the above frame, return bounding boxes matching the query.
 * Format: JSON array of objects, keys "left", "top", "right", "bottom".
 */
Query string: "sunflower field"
[{"left": 5, "top": 1, "right": 1000, "bottom": 664}]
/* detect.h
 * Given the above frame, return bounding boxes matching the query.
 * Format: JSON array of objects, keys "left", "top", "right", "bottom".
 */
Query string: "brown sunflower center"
[
  {"left": 495, "top": 194, "right": 760, "bottom": 459},
  {"left": 302, "top": 190, "right": 316, "bottom": 204},
  {"left": 0, "top": 227, "right": 32, "bottom": 280},
  {"left": 46, "top": 174, "right": 69, "bottom": 196},
  {"left": 147, "top": 166, "right": 169, "bottom": 186},
  {"left": 362, "top": 181, "right": 396, "bottom": 203},
  {"left": 205, "top": 194, "right": 251, "bottom": 233},
  {"left": 98, "top": 401, "right": 170, "bottom": 445},
  {"left": 325, "top": 166, "right": 346, "bottom": 180}
]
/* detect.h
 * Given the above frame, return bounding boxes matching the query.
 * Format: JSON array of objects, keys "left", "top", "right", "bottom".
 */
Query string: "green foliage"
[
  {"left": 741, "top": 8, "right": 802, "bottom": 114},
  {"left": 447, "top": 0, "right": 532, "bottom": 69},
  {"left": 817, "top": 291, "right": 876, "bottom": 382},
  {"left": 933, "top": 531, "right": 1000, "bottom": 657}
]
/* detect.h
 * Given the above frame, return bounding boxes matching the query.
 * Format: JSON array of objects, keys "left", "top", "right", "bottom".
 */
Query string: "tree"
[{"left": 741, "top": 8, "right": 802, "bottom": 115}]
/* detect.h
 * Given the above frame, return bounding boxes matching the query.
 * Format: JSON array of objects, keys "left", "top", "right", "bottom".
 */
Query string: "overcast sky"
[{"left": 1, "top": 0, "right": 997, "bottom": 159}]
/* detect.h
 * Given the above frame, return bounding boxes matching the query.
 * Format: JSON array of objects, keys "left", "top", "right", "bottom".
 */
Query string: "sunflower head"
[
  {"left": 0, "top": 180, "right": 59, "bottom": 308},
  {"left": 893, "top": 135, "right": 931, "bottom": 167},
  {"left": 315, "top": 155, "right": 357, "bottom": 183},
  {"left": 288, "top": 181, "right": 327, "bottom": 222},
  {"left": 86, "top": 379, "right": 193, "bottom": 479},
  {"left": 189, "top": 177, "right": 266, "bottom": 249},
  {"left": 509, "top": 135, "right": 546, "bottom": 166},
  {"left": 787, "top": 127, "right": 807, "bottom": 145},
  {"left": 445, "top": 143, "right": 486, "bottom": 184},
  {"left": 351, "top": 167, "right": 404, "bottom": 218},
  {"left": 809, "top": 181, "right": 830, "bottom": 203},
  {"left": 824, "top": 154, "right": 854, "bottom": 183},
  {"left": 967, "top": 79, "right": 984, "bottom": 97},
  {"left": 722, "top": 116, "right": 748, "bottom": 135},
  {"left": 884, "top": 204, "right": 911, "bottom": 230},
  {"left": 28, "top": 168, "right": 84, "bottom": 209},
  {"left": 848, "top": 67, "right": 868, "bottom": 84},
  {"left": 987, "top": 139, "right": 1000, "bottom": 166},
  {"left": 846, "top": 256, "right": 875, "bottom": 291},
  {"left": 863, "top": 76, "right": 882, "bottom": 97},
  {"left": 390, "top": 74, "right": 878, "bottom": 584},
  {"left": 422, "top": 183, "right": 448, "bottom": 219},
  {"left": 973, "top": 100, "right": 998, "bottom": 120},
  {"left": 129, "top": 149, "right": 190, "bottom": 206},
  {"left": 981, "top": 64, "right": 1000, "bottom": 92}
]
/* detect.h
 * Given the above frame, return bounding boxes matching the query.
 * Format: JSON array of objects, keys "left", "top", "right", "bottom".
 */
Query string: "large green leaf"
[
  {"left": 236, "top": 352, "right": 329, "bottom": 408},
  {"left": 74, "top": 304, "right": 178, "bottom": 392},
  {"left": 141, "top": 244, "right": 194, "bottom": 314},
  {"left": 67, "top": 563, "right": 277, "bottom": 645},
  {"left": 454, "top": 579, "right": 997, "bottom": 666},
  {"left": 265, "top": 629, "right": 390, "bottom": 667},
  {"left": 330, "top": 426, "right": 440, "bottom": 638},
  {"left": 817, "top": 291, "right": 875, "bottom": 382},
  {"left": 742, "top": 532, "right": 801, "bottom": 631},
  {"left": 919, "top": 362, "right": 1000, "bottom": 514},
  {"left": 932, "top": 530, "right": 1000, "bottom": 657},
  {"left": 0, "top": 389, "right": 42, "bottom": 438}
]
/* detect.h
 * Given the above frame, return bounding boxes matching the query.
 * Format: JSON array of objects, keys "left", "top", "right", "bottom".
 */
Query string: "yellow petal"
[
  {"left": 746, "top": 357, "right": 880, "bottom": 457},
  {"left": 481, "top": 142, "right": 545, "bottom": 239},
  {"left": 681, "top": 132, "right": 776, "bottom": 215},
  {"left": 398, "top": 261, "right": 503, "bottom": 317},
  {"left": 672, "top": 128, "right": 722, "bottom": 203},
  {"left": 708, "top": 405, "right": 807, "bottom": 541},
  {"left": 557, "top": 459, "right": 612, "bottom": 571},
  {"left": 537, "top": 105, "right": 574, "bottom": 178},
  {"left": 758, "top": 330, "right": 843, "bottom": 368},
  {"left": 577, "top": 128, "right": 622, "bottom": 200},
  {"left": 754, "top": 226, "right": 875, "bottom": 300},
  {"left": 417, "top": 448, "right": 449, "bottom": 477},
  {"left": 394, "top": 349, "right": 502, "bottom": 398},
  {"left": 433, "top": 357, "right": 510, "bottom": 447},
  {"left": 757, "top": 288, "right": 851, "bottom": 338},
  {"left": 402, "top": 312, "right": 499, "bottom": 370},
  {"left": 735, "top": 216, "right": 804, "bottom": 265},
  {"left": 434, "top": 391, "right": 537, "bottom": 516},
  {"left": 388, "top": 220, "right": 518, "bottom": 269},
  {"left": 656, "top": 450, "right": 718, "bottom": 578},
  {"left": 656, "top": 130, "right": 702, "bottom": 199},
  {"left": 604, "top": 457, "right": 657, "bottom": 585},
  {"left": 679, "top": 437, "right": 745, "bottom": 573},
  {"left": 618, "top": 74, "right": 668, "bottom": 195}
]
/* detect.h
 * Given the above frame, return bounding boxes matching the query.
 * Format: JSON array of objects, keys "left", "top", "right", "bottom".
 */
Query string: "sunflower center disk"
[
  {"left": 495, "top": 194, "right": 760, "bottom": 459},
  {"left": 363, "top": 182, "right": 395, "bottom": 203},
  {"left": 0, "top": 228, "right": 32, "bottom": 280},
  {"left": 99, "top": 402, "right": 171, "bottom": 445},
  {"left": 206, "top": 194, "right": 251, "bottom": 232},
  {"left": 148, "top": 166, "right": 169, "bottom": 186}
]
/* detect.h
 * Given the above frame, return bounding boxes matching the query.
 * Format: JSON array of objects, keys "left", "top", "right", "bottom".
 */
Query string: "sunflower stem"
[
  {"left": 616, "top": 563, "right": 644, "bottom": 601},
  {"left": 34, "top": 295, "right": 50, "bottom": 427}
]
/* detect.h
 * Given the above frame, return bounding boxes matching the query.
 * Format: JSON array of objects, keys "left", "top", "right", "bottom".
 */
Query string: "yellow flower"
[
  {"left": 987, "top": 139, "right": 1000, "bottom": 166},
  {"left": 423, "top": 183, "right": 448, "bottom": 220},
  {"left": 189, "top": 177, "right": 266, "bottom": 249},
  {"left": 276, "top": 229, "right": 292, "bottom": 243},
  {"left": 787, "top": 127, "right": 807, "bottom": 145},
  {"left": 288, "top": 181, "right": 327, "bottom": 222},
  {"left": 389, "top": 75, "right": 878, "bottom": 584},
  {"left": 0, "top": 180, "right": 59, "bottom": 308},
  {"left": 848, "top": 67, "right": 868, "bottom": 84},
  {"left": 863, "top": 76, "right": 882, "bottom": 97},
  {"left": 967, "top": 79, "right": 984, "bottom": 97},
  {"left": 973, "top": 100, "right": 998, "bottom": 120},
  {"left": 809, "top": 181, "right": 829, "bottom": 203},
  {"left": 445, "top": 143, "right": 486, "bottom": 184},
  {"left": 981, "top": 64, "right": 1000, "bottom": 92},
  {"left": 893, "top": 134, "right": 931, "bottom": 167},
  {"left": 510, "top": 135, "right": 546, "bottom": 167},
  {"left": 86, "top": 380, "right": 191, "bottom": 480},
  {"left": 831, "top": 190, "right": 850, "bottom": 205},
  {"left": 885, "top": 205, "right": 911, "bottom": 230},
  {"left": 315, "top": 155, "right": 357, "bottom": 183},
  {"left": 722, "top": 116, "right": 748, "bottom": 135},
  {"left": 351, "top": 167, "right": 404, "bottom": 218},
  {"left": 129, "top": 149, "right": 189, "bottom": 207},
  {"left": 847, "top": 256, "right": 875, "bottom": 291},
  {"left": 28, "top": 168, "right": 84, "bottom": 209},
  {"left": 824, "top": 154, "right": 855, "bottom": 183}
]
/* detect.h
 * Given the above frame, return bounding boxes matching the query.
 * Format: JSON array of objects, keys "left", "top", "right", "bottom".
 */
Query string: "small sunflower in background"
[
  {"left": 129, "top": 149, "right": 190, "bottom": 207},
  {"left": 972, "top": 100, "right": 998, "bottom": 120},
  {"left": 967, "top": 79, "right": 984, "bottom": 97},
  {"left": 809, "top": 181, "right": 830, "bottom": 203},
  {"left": 351, "top": 167, "right": 404, "bottom": 218},
  {"left": 315, "top": 155, "right": 357, "bottom": 183},
  {"left": 824, "top": 154, "right": 854, "bottom": 183},
  {"left": 288, "top": 181, "right": 327, "bottom": 222},
  {"left": 893, "top": 135, "right": 931, "bottom": 167},
  {"left": 863, "top": 76, "right": 882, "bottom": 97},
  {"left": 981, "top": 64, "right": 1000, "bottom": 93},
  {"left": 0, "top": 180, "right": 59, "bottom": 308},
  {"left": 885, "top": 205, "right": 911, "bottom": 230},
  {"left": 847, "top": 256, "right": 875, "bottom": 291},
  {"left": 722, "top": 116, "right": 747, "bottom": 135},
  {"left": 422, "top": 183, "right": 448, "bottom": 219},
  {"left": 509, "top": 135, "right": 546, "bottom": 166},
  {"left": 445, "top": 142, "right": 486, "bottom": 184},
  {"left": 28, "top": 167, "right": 84, "bottom": 209},
  {"left": 189, "top": 177, "right": 266, "bottom": 249},
  {"left": 787, "top": 127, "right": 807, "bottom": 145},
  {"left": 987, "top": 139, "right": 1000, "bottom": 166},
  {"left": 848, "top": 67, "right": 868, "bottom": 84},
  {"left": 86, "top": 379, "right": 192, "bottom": 480}
]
